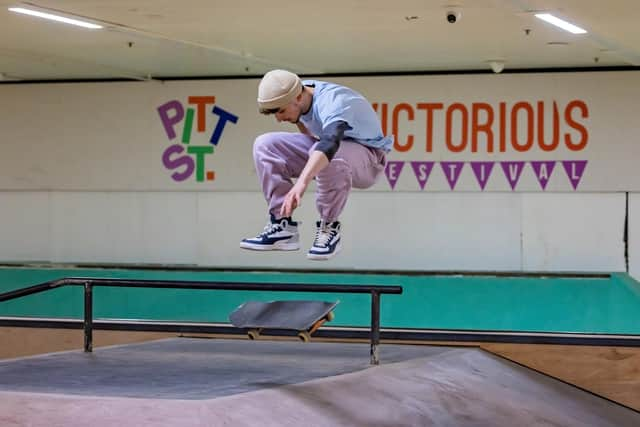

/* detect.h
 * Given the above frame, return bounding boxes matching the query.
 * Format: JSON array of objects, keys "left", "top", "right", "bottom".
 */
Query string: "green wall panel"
[{"left": 1, "top": 268, "right": 640, "bottom": 335}]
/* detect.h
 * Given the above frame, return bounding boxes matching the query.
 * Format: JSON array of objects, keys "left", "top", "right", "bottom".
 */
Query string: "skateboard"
[{"left": 229, "top": 300, "right": 339, "bottom": 342}]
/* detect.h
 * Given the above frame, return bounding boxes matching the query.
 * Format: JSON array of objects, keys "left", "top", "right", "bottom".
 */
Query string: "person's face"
[{"left": 274, "top": 95, "right": 303, "bottom": 124}]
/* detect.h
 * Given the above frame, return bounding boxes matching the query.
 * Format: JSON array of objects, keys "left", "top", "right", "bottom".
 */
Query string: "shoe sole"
[
  {"left": 240, "top": 241, "right": 300, "bottom": 251},
  {"left": 307, "top": 243, "right": 342, "bottom": 260}
]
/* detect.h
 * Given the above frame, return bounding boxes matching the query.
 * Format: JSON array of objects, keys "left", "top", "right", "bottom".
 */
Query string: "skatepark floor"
[{"left": 1, "top": 337, "right": 639, "bottom": 426}]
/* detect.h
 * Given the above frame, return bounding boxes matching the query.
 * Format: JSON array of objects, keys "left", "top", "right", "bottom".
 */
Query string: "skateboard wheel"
[
  {"left": 248, "top": 329, "right": 260, "bottom": 340},
  {"left": 297, "top": 331, "right": 311, "bottom": 342},
  {"left": 325, "top": 311, "right": 335, "bottom": 321}
]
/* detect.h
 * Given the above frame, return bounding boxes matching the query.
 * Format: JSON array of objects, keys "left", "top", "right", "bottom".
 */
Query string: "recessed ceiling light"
[
  {"left": 485, "top": 60, "right": 505, "bottom": 73},
  {"left": 535, "top": 13, "right": 587, "bottom": 34},
  {"left": 8, "top": 7, "right": 103, "bottom": 29}
]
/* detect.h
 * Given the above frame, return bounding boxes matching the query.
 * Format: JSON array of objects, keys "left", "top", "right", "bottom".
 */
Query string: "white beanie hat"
[{"left": 257, "top": 69, "right": 302, "bottom": 111}]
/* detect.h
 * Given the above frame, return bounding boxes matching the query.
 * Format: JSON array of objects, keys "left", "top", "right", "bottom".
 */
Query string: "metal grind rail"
[{"left": 0, "top": 277, "right": 403, "bottom": 365}]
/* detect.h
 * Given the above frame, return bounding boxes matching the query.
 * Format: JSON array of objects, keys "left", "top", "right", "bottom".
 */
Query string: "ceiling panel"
[{"left": 0, "top": 0, "right": 638, "bottom": 81}]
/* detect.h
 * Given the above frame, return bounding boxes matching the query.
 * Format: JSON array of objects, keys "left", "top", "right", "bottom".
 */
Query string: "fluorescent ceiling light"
[
  {"left": 8, "top": 7, "right": 103, "bottom": 29},
  {"left": 535, "top": 13, "right": 587, "bottom": 34}
]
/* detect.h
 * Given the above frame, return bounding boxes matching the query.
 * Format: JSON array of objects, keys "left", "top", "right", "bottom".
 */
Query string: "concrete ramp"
[
  {"left": 197, "top": 348, "right": 638, "bottom": 426},
  {"left": 0, "top": 338, "right": 638, "bottom": 426}
]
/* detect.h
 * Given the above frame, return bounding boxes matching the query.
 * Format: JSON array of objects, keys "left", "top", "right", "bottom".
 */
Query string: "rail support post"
[
  {"left": 84, "top": 282, "right": 93, "bottom": 352},
  {"left": 370, "top": 290, "right": 380, "bottom": 365}
]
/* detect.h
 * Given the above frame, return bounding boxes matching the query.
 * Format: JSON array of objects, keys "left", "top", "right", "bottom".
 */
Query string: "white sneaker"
[
  {"left": 307, "top": 220, "right": 342, "bottom": 260},
  {"left": 240, "top": 214, "right": 300, "bottom": 251}
]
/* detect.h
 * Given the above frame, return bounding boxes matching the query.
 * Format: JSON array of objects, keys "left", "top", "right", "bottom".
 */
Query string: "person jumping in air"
[{"left": 240, "top": 70, "right": 392, "bottom": 260}]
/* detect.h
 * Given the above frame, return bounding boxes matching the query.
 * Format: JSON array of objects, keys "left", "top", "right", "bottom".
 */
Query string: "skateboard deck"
[{"left": 229, "top": 300, "right": 339, "bottom": 342}]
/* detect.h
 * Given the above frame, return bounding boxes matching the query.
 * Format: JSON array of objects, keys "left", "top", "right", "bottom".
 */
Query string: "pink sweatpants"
[{"left": 253, "top": 132, "right": 387, "bottom": 222}]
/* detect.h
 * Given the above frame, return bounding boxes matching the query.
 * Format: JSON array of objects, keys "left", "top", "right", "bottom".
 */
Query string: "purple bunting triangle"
[
  {"left": 385, "top": 161, "right": 405, "bottom": 190},
  {"left": 561, "top": 160, "right": 588, "bottom": 190},
  {"left": 530, "top": 161, "right": 556, "bottom": 190},
  {"left": 500, "top": 161, "right": 526, "bottom": 190},
  {"left": 410, "top": 161, "right": 435, "bottom": 190},
  {"left": 470, "top": 162, "right": 494, "bottom": 190},
  {"left": 440, "top": 162, "right": 465, "bottom": 190}
]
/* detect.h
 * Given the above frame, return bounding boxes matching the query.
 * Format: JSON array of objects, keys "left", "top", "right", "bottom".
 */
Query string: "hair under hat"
[{"left": 257, "top": 69, "right": 302, "bottom": 111}]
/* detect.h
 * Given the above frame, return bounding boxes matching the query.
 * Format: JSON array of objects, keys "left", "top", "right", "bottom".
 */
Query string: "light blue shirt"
[{"left": 299, "top": 80, "right": 393, "bottom": 152}]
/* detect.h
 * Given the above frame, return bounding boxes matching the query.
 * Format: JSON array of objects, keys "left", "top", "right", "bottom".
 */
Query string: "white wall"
[
  {"left": 0, "top": 192, "right": 51, "bottom": 262},
  {"left": 0, "top": 73, "right": 637, "bottom": 274},
  {"left": 0, "top": 190, "right": 627, "bottom": 272},
  {"left": 522, "top": 193, "right": 625, "bottom": 272}
]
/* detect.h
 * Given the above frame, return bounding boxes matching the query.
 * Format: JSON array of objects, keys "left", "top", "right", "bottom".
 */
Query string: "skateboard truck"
[
  {"left": 245, "top": 309, "right": 335, "bottom": 342},
  {"left": 297, "top": 310, "right": 335, "bottom": 342}
]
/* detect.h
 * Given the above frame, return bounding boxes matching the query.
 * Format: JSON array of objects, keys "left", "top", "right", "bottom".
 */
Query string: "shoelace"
[
  {"left": 259, "top": 222, "right": 282, "bottom": 237},
  {"left": 313, "top": 223, "right": 334, "bottom": 247}
]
